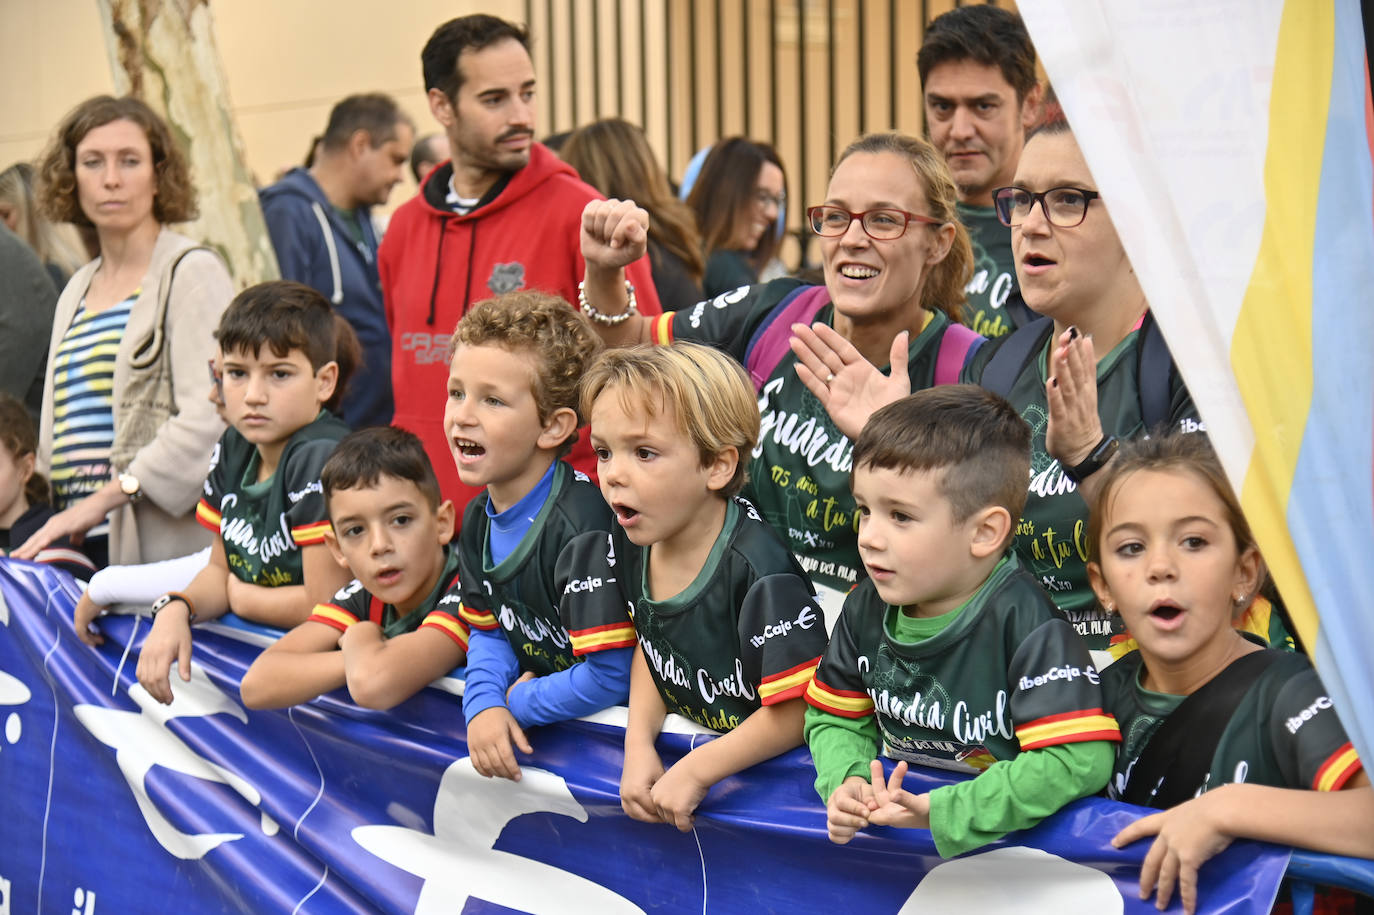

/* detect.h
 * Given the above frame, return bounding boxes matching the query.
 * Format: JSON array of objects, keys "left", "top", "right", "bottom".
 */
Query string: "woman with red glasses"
[{"left": 577, "top": 132, "right": 979, "bottom": 622}]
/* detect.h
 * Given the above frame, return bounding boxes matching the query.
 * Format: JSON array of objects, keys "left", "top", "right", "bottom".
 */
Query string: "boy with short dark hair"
[
  {"left": 135, "top": 281, "right": 357, "bottom": 705},
  {"left": 806, "top": 385, "right": 1120, "bottom": 857},
  {"left": 241, "top": 426, "right": 469, "bottom": 709},
  {"left": 448, "top": 292, "right": 630, "bottom": 782}
]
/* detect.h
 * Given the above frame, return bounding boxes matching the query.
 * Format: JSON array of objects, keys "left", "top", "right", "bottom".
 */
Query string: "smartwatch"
[
  {"left": 1063, "top": 435, "right": 1120, "bottom": 485},
  {"left": 118, "top": 472, "right": 143, "bottom": 503}
]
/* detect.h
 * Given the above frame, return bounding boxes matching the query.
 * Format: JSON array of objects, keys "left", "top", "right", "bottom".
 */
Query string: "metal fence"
[{"left": 523, "top": 0, "right": 1010, "bottom": 266}]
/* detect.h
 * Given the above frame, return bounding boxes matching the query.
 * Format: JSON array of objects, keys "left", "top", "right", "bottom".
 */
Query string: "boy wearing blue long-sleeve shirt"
[{"left": 448, "top": 293, "right": 632, "bottom": 780}]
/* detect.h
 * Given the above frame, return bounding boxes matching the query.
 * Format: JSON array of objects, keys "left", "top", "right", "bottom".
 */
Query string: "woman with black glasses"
[
  {"left": 577, "top": 132, "right": 979, "bottom": 622},
  {"left": 788, "top": 120, "right": 1203, "bottom": 657}
]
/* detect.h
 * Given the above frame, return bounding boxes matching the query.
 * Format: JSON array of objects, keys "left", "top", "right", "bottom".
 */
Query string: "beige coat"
[{"left": 38, "top": 229, "right": 234, "bottom": 565}]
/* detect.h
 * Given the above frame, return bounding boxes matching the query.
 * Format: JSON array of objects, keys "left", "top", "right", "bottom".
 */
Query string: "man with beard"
[
  {"left": 379, "top": 14, "right": 660, "bottom": 518},
  {"left": 918, "top": 6, "right": 1042, "bottom": 339}
]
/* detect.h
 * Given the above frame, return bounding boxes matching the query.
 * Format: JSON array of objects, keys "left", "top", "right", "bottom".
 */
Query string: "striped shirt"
[{"left": 49, "top": 293, "right": 137, "bottom": 535}]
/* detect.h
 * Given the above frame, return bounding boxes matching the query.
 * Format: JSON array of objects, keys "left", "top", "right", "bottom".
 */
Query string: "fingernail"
[{"left": 1068, "top": 325, "right": 1079, "bottom": 339}]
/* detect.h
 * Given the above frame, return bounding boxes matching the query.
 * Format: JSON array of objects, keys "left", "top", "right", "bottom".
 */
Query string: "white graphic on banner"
[
  {"left": 353, "top": 758, "right": 645, "bottom": 915},
  {"left": 901, "top": 846, "right": 1123, "bottom": 912},
  {"left": 74, "top": 663, "right": 277, "bottom": 860},
  {"left": 0, "top": 585, "right": 30, "bottom": 753}
]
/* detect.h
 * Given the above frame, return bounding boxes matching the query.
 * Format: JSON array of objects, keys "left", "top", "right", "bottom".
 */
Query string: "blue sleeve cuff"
[
  {"left": 461, "top": 627, "right": 521, "bottom": 722},
  {"left": 507, "top": 646, "right": 633, "bottom": 728}
]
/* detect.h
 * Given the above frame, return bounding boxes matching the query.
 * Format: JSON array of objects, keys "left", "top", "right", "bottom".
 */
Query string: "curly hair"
[
  {"left": 451, "top": 293, "right": 602, "bottom": 458},
  {"left": 35, "top": 95, "right": 197, "bottom": 228},
  {"left": 834, "top": 132, "right": 973, "bottom": 323}
]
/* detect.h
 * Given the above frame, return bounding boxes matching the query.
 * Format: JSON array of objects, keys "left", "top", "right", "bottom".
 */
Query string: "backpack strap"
[
  {"left": 934, "top": 322, "right": 985, "bottom": 386},
  {"left": 1135, "top": 310, "right": 1176, "bottom": 432},
  {"left": 1120, "top": 649, "right": 1283, "bottom": 809},
  {"left": 743, "top": 284, "right": 831, "bottom": 392},
  {"left": 128, "top": 245, "right": 216, "bottom": 371},
  {"left": 978, "top": 315, "right": 1054, "bottom": 398},
  {"left": 1001, "top": 286, "right": 1038, "bottom": 331}
]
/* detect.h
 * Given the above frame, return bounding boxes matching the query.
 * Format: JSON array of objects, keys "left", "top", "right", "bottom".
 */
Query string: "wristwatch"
[
  {"left": 151, "top": 592, "right": 196, "bottom": 623},
  {"left": 118, "top": 471, "right": 143, "bottom": 503},
  {"left": 1063, "top": 435, "right": 1120, "bottom": 485}
]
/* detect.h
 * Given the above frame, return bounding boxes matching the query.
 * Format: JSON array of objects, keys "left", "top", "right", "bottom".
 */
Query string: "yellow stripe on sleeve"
[
  {"left": 804, "top": 678, "right": 874, "bottom": 718},
  {"left": 291, "top": 521, "right": 333, "bottom": 545},
  {"left": 421, "top": 613, "right": 470, "bottom": 651},
  {"left": 570, "top": 623, "right": 637, "bottom": 655},
  {"left": 650, "top": 312, "right": 675, "bottom": 345},
  {"left": 308, "top": 604, "right": 358, "bottom": 633},
  {"left": 1016, "top": 712, "right": 1121, "bottom": 750},
  {"left": 1314, "top": 744, "right": 1362, "bottom": 792}
]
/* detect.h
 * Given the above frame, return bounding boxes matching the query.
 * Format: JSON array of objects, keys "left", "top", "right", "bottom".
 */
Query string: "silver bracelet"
[{"left": 578, "top": 280, "right": 637, "bottom": 326}]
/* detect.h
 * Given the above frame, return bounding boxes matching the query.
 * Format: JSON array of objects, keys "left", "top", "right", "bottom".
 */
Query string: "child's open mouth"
[
  {"left": 452, "top": 438, "right": 485, "bottom": 460},
  {"left": 612, "top": 503, "right": 641, "bottom": 526},
  {"left": 376, "top": 567, "right": 402, "bottom": 586},
  {"left": 1149, "top": 601, "right": 1184, "bottom": 623}
]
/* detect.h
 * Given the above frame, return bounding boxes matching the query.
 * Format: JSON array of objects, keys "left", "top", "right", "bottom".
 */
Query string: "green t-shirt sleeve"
[
  {"left": 927, "top": 739, "right": 1115, "bottom": 858},
  {"left": 804, "top": 703, "right": 881, "bottom": 802}
]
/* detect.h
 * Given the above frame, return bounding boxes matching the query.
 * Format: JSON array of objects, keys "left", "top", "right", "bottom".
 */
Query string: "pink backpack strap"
[
  {"left": 933, "top": 322, "right": 986, "bottom": 386},
  {"left": 744, "top": 285, "right": 831, "bottom": 392}
]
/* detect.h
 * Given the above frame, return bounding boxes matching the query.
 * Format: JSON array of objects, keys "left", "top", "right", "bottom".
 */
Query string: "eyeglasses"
[
  {"left": 807, "top": 205, "right": 943, "bottom": 240},
  {"left": 992, "top": 186, "right": 1101, "bottom": 228},
  {"left": 206, "top": 358, "right": 224, "bottom": 406},
  {"left": 754, "top": 189, "right": 787, "bottom": 210}
]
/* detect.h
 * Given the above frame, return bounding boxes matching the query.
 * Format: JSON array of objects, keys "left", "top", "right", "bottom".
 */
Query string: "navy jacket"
[{"left": 259, "top": 168, "right": 391, "bottom": 427}]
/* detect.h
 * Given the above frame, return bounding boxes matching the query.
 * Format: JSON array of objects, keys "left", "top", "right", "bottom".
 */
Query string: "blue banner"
[{"left": 0, "top": 559, "right": 1289, "bottom": 914}]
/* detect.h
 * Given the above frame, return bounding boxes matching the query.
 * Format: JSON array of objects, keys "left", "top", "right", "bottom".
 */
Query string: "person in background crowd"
[
  {"left": 17, "top": 95, "right": 233, "bottom": 569},
  {"left": 540, "top": 130, "right": 572, "bottom": 156},
  {"left": 919, "top": 4, "right": 1042, "bottom": 338},
  {"left": 380, "top": 13, "right": 660, "bottom": 520},
  {"left": 561, "top": 118, "right": 704, "bottom": 313},
  {"left": 686, "top": 137, "right": 788, "bottom": 298},
  {"left": 260, "top": 93, "right": 414, "bottom": 429},
  {"left": 409, "top": 133, "right": 450, "bottom": 184},
  {"left": 0, "top": 161, "right": 91, "bottom": 290},
  {"left": 0, "top": 222, "right": 58, "bottom": 421}
]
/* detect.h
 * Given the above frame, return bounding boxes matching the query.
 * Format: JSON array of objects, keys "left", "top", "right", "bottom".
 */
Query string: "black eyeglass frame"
[
  {"left": 991, "top": 185, "right": 1102, "bottom": 228},
  {"left": 806, "top": 205, "right": 944, "bottom": 240}
]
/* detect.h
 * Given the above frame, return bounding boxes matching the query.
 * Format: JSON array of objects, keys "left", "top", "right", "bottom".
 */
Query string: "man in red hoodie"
[{"left": 380, "top": 14, "right": 661, "bottom": 518}]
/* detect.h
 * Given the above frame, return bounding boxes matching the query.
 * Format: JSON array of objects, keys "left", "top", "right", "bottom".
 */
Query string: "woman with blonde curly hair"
[{"left": 15, "top": 95, "right": 234, "bottom": 568}]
